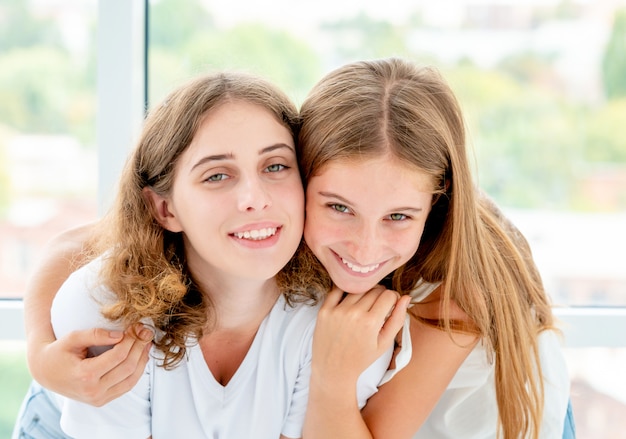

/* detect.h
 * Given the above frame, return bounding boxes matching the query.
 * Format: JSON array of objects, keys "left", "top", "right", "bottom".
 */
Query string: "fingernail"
[{"left": 139, "top": 328, "right": 154, "bottom": 342}]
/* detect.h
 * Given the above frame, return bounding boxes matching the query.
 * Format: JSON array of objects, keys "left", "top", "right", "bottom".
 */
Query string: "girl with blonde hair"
[{"left": 299, "top": 57, "right": 571, "bottom": 438}]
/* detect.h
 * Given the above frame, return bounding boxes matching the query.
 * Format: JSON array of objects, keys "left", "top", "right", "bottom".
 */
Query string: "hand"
[
  {"left": 31, "top": 324, "right": 152, "bottom": 406},
  {"left": 312, "top": 285, "right": 410, "bottom": 386}
]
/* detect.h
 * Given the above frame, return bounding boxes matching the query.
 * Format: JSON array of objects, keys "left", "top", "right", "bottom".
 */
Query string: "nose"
[
  {"left": 236, "top": 173, "right": 271, "bottom": 212},
  {"left": 349, "top": 220, "right": 383, "bottom": 264}
]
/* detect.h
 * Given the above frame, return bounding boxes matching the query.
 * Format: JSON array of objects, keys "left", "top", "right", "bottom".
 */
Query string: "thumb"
[{"left": 378, "top": 295, "right": 410, "bottom": 348}]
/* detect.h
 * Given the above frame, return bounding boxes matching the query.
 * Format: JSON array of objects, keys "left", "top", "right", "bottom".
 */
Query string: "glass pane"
[
  {"left": 147, "top": 2, "right": 626, "bottom": 436},
  {"left": 566, "top": 347, "right": 626, "bottom": 438},
  {"left": 149, "top": 0, "right": 626, "bottom": 307},
  {"left": 0, "top": 0, "right": 99, "bottom": 299},
  {"left": 0, "top": 340, "right": 30, "bottom": 437}
]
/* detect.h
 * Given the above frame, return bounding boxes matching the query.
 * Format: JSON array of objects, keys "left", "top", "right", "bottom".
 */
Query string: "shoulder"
[
  {"left": 273, "top": 296, "right": 320, "bottom": 328},
  {"left": 409, "top": 283, "right": 472, "bottom": 324},
  {"left": 51, "top": 256, "right": 121, "bottom": 338},
  {"left": 264, "top": 297, "right": 320, "bottom": 355}
]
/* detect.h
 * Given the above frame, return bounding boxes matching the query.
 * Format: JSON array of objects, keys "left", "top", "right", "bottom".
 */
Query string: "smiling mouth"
[
  {"left": 341, "top": 257, "right": 380, "bottom": 274},
  {"left": 233, "top": 227, "right": 278, "bottom": 240}
]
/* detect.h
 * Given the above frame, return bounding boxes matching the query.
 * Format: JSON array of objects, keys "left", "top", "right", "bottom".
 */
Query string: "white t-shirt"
[
  {"left": 51, "top": 257, "right": 393, "bottom": 439},
  {"left": 388, "top": 281, "right": 571, "bottom": 439}
]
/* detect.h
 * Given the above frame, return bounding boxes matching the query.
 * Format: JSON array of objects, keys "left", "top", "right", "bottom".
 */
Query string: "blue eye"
[{"left": 266, "top": 163, "right": 287, "bottom": 172}]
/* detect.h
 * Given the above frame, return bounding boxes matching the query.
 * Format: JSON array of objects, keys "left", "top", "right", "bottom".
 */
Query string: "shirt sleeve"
[
  {"left": 355, "top": 341, "right": 395, "bottom": 409},
  {"left": 50, "top": 257, "right": 153, "bottom": 439}
]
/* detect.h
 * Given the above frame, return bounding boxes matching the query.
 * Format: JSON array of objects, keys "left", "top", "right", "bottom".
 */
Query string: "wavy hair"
[
  {"left": 297, "top": 57, "right": 555, "bottom": 439},
  {"left": 91, "top": 71, "right": 319, "bottom": 369}
]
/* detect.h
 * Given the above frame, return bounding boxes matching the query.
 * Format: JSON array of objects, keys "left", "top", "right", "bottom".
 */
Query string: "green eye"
[
  {"left": 207, "top": 173, "right": 227, "bottom": 182},
  {"left": 330, "top": 204, "right": 349, "bottom": 213},
  {"left": 266, "top": 164, "right": 286, "bottom": 172},
  {"left": 389, "top": 213, "right": 407, "bottom": 221}
]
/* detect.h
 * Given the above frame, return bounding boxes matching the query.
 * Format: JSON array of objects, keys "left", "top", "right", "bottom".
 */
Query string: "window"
[
  {"left": 1, "top": 0, "right": 625, "bottom": 436},
  {"left": 0, "top": 0, "right": 99, "bottom": 299}
]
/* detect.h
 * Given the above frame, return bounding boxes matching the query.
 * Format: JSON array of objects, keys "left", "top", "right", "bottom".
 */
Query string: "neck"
[{"left": 195, "top": 270, "right": 280, "bottom": 331}]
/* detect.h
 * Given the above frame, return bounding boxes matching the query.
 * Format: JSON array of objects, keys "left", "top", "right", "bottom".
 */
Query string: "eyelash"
[
  {"left": 204, "top": 162, "right": 289, "bottom": 183},
  {"left": 327, "top": 204, "right": 410, "bottom": 221},
  {"left": 207, "top": 173, "right": 228, "bottom": 182},
  {"left": 265, "top": 163, "right": 288, "bottom": 173},
  {"left": 329, "top": 203, "right": 350, "bottom": 213},
  {"left": 388, "top": 213, "right": 408, "bottom": 221}
]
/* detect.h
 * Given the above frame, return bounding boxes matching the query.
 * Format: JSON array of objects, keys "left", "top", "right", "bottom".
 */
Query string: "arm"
[
  {"left": 361, "top": 311, "right": 477, "bottom": 437},
  {"left": 51, "top": 258, "right": 152, "bottom": 439},
  {"left": 25, "top": 222, "right": 152, "bottom": 406},
  {"left": 303, "top": 286, "right": 410, "bottom": 439},
  {"left": 304, "top": 285, "right": 477, "bottom": 439}
]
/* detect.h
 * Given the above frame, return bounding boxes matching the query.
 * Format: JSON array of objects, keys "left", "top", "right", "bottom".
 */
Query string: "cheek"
[
  {"left": 278, "top": 178, "right": 305, "bottom": 215},
  {"left": 303, "top": 208, "right": 342, "bottom": 249},
  {"left": 389, "top": 227, "right": 425, "bottom": 262}
]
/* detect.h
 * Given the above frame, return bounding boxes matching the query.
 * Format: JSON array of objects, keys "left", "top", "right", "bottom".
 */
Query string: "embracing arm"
[{"left": 24, "top": 222, "right": 151, "bottom": 406}]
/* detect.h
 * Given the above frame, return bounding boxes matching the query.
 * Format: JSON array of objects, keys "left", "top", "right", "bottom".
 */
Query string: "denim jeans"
[
  {"left": 11, "top": 380, "right": 576, "bottom": 438},
  {"left": 11, "top": 381, "right": 70, "bottom": 439},
  {"left": 562, "top": 398, "right": 577, "bottom": 439}
]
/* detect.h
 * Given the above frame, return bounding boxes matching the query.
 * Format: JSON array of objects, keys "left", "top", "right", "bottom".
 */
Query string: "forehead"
[
  {"left": 199, "top": 100, "right": 291, "bottom": 143},
  {"left": 179, "top": 100, "right": 294, "bottom": 164},
  {"left": 313, "top": 155, "right": 435, "bottom": 192}
]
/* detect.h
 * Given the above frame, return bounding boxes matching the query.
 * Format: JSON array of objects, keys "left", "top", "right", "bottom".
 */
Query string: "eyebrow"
[
  {"left": 318, "top": 191, "right": 424, "bottom": 213},
  {"left": 190, "top": 143, "right": 294, "bottom": 173}
]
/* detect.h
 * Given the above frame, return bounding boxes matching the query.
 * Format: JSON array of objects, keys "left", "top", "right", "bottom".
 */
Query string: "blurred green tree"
[
  {"left": 602, "top": 8, "right": 626, "bottom": 99},
  {"left": 0, "top": 0, "right": 63, "bottom": 51}
]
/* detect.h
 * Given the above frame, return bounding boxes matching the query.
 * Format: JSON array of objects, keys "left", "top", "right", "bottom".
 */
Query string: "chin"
[{"left": 334, "top": 278, "right": 380, "bottom": 296}]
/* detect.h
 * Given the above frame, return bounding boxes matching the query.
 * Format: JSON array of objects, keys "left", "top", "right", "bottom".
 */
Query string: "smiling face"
[
  {"left": 150, "top": 100, "right": 304, "bottom": 287},
  {"left": 304, "top": 155, "right": 434, "bottom": 294}
]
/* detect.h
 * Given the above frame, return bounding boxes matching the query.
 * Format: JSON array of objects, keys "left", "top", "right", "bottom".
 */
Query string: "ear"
[{"left": 142, "top": 187, "right": 183, "bottom": 233}]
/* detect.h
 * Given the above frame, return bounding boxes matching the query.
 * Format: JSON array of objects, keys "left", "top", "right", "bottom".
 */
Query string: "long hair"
[
  {"left": 298, "top": 57, "right": 555, "bottom": 439},
  {"left": 91, "top": 71, "right": 318, "bottom": 369}
]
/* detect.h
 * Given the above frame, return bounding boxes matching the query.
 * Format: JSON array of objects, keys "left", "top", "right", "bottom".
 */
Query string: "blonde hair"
[
  {"left": 298, "top": 58, "right": 555, "bottom": 439},
  {"left": 91, "top": 71, "right": 318, "bottom": 369}
]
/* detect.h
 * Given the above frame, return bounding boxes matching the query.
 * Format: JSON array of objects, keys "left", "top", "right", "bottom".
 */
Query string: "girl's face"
[
  {"left": 153, "top": 100, "right": 304, "bottom": 287},
  {"left": 304, "top": 155, "right": 434, "bottom": 294}
]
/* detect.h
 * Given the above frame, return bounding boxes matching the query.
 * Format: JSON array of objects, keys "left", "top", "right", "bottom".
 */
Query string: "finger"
[
  {"left": 367, "top": 288, "right": 400, "bottom": 318},
  {"left": 98, "top": 338, "right": 152, "bottom": 404},
  {"left": 339, "top": 284, "right": 387, "bottom": 310},
  {"left": 64, "top": 328, "right": 124, "bottom": 352},
  {"left": 102, "top": 327, "right": 152, "bottom": 383},
  {"left": 321, "top": 286, "right": 346, "bottom": 309},
  {"left": 379, "top": 295, "right": 410, "bottom": 347},
  {"left": 82, "top": 331, "right": 139, "bottom": 374}
]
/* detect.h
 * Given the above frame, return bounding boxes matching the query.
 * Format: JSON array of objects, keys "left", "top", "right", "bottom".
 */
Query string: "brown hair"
[
  {"left": 91, "top": 71, "right": 318, "bottom": 369},
  {"left": 297, "top": 57, "right": 555, "bottom": 439}
]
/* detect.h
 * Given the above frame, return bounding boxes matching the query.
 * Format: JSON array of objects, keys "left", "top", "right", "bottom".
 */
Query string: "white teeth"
[
  {"left": 234, "top": 227, "right": 277, "bottom": 240},
  {"left": 341, "top": 258, "right": 380, "bottom": 274}
]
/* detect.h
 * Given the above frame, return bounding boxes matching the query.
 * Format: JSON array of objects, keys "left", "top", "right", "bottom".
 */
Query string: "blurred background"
[{"left": 0, "top": 0, "right": 625, "bottom": 437}]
